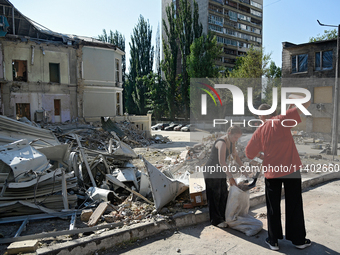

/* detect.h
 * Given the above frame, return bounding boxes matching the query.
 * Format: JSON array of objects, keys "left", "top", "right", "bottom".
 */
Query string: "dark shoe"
[
  {"left": 295, "top": 239, "right": 312, "bottom": 249},
  {"left": 265, "top": 237, "right": 279, "bottom": 251}
]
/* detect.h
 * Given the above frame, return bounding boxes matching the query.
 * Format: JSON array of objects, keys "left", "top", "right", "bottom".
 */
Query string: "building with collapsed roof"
[
  {"left": 0, "top": 0, "right": 124, "bottom": 123},
  {"left": 282, "top": 38, "right": 338, "bottom": 140}
]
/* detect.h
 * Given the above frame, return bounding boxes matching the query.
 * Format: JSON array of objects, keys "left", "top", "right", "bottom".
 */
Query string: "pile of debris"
[{"left": 0, "top": 115, "right": 194, "bottom": 245}]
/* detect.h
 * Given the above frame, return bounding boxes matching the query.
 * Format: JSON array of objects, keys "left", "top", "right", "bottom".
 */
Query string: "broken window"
[
  {"left": 12, "top": 60, "right": 27, "bottom": 82},
  {"left": 315, "top": 50, "right": 333, "bottom": 71},
  {"left": 49, "top": 63, "right": 60, "bottom": 83},
  {"left": 16, "top": 103, "right": 30, "bottom": 120},
  {"left": 116, "top": 93, "right": 120, "bottom": 116},
  {"left": 292, "top": 54, "right": 308, "bottom": 73},
  {"left": 115, "top": 59, "right": 120, "bottom": 86}
]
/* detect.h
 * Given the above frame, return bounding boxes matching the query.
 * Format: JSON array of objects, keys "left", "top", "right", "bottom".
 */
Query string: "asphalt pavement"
[{"left": 102, "top": 179, "right": 340, "bottom": 255}]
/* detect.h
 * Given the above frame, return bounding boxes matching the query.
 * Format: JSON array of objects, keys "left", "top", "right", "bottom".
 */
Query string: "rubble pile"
[{"left": 0, "top": 115, "right": 192, "bottom": 244}]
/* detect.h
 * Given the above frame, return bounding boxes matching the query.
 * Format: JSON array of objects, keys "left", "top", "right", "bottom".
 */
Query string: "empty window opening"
[
  {"left": 12, "top": 60, "right": 27, "bottom": 82},
  {"left": 54, "top": 99, "right": 61, "bottom": 116},
  {"left": 115, "top": 59, "right": 120, "bottom": 85},
  {"left": 116, "top": 93, "right": 120, "bottom": 115},
  {"left": 49, "top": 63, "right": 60, "bottom": 83},
  {"left": 16, "top": 103, "right": 30, "bottom": 120}
]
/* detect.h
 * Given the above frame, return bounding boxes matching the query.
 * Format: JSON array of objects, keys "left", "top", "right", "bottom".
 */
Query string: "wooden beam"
[{"left": 87, "top": 201, "right": 108, "bottom": 227}]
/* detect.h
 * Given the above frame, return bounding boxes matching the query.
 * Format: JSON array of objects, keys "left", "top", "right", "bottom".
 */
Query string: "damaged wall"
[
  {"left": 282, "top": 39, "right": 339, "bottom": 140},
  {"left": 81, "top": 46, "right": 124, "bottom": 120},
  {"left": 114, "top": 113, "right": 152, "bottom": 138},
  {"left": 0, "top": 39, "right": 77, "bottom": 122}
]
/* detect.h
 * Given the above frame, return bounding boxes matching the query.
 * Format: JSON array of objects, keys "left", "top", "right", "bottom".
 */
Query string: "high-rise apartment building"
[{"left": 162, "top": 0, "right": 263, "bottom": 71}]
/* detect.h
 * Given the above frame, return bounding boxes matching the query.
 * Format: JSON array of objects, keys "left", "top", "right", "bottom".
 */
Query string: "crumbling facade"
[
  {"left": 282, "top": 39, "right": 338, "bottom": 140},
  {"left": 0, "top": 0, "right": 124, "bottom": 123}
]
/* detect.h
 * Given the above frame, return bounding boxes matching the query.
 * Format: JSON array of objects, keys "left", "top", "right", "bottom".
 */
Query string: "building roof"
[{"left": 282, "top": 38, "right": 337, "bottom": 50}]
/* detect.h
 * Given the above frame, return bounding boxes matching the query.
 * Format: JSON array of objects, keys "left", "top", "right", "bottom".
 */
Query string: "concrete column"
[{"left": 113, "top": 91, "right": 117, "bottom": 116}]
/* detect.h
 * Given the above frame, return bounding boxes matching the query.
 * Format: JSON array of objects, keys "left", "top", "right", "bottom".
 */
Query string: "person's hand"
[{"left": 229, "top": 177, "right": 237, "bottom": 186}]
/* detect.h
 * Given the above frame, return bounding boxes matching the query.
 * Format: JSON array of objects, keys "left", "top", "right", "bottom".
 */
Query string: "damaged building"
[
  {"left": 282, "top": 39, "right": 338, "bottom": 141},
  {"left": 0, "top": 0, "right": 124, "bottom": 123}
]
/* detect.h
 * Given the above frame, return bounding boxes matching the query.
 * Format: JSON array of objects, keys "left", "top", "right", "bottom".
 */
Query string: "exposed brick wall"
[{"left": 282, "top": 39, "right": 338, "bottom": 140}]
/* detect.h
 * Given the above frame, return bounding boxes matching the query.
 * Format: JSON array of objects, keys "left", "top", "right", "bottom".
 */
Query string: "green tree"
[
  {"left": 309, "top": 29, "right": 337, "bottom": 42},
  {"left": 187, "top": 32, "right": 222, "bottom": 78},
  {"left": 263, "top": 61, "right": 282, "bottom": 113},
  {"left": 162, "top": 2, "right": 180, "bottom": 120},
  {"left": 228, "top": 46, "right": 271, "bottom": 78},
  {"left": 227, "top": 47, "right": 271, "bottom": 114},
  {"left": 127, "top": 15, "right": 154, "bottom": 115},
  {"left": 147, "top": 24, "right": 167, "bottom": 120},
  {"left": 176, "top": 0, "right": 203, "bottom": 119}
]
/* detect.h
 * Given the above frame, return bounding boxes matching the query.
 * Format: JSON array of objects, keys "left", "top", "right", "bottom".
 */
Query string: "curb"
[{"left": 36, "top": 171, "right": 340, "bottom": 255}]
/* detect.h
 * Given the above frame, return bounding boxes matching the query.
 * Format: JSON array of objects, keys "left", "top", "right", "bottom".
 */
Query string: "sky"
[{"left": 9, "top": 0, "right": 340, "bottom": 71}]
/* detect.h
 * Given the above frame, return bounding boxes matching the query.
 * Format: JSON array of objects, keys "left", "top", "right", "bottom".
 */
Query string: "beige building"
[
  {"left": 0, "top": 0, "right": 124, "bottom": 123},
  {"left": 162, "top": 0, "right": 263, "bottom": 71}
]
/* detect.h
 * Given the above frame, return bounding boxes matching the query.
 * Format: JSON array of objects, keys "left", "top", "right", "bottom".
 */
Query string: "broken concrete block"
[
  {"left": 103, "top": 214, "right": 117, "bottom": 223},
  {"left": 80, "top": 209, "right": 93, "bottom": 222},
  {"left": 7, "top": 240, "right": 39, "bottom": 254}
]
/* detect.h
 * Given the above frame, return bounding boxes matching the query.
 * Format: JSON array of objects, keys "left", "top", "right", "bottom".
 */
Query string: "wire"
[{"left": 264, "top": 0, "right": 281, "bottom": 7}]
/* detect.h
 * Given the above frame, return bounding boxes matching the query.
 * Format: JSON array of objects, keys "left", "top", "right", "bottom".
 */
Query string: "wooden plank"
[
  {"left": 75, "top": 134, "right": 97, "bottom": 187},
  {"left": 7, "top": 240, "right": 39, "bottom": 254},
  {"left": 87, "top": 201, "right": 109, "bottom": 227}
]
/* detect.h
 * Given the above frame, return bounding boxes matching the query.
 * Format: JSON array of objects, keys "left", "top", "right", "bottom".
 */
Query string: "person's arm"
[
  {"left": 288, "top": 93, "right": 311, "bottom": 115},
  {"left": 245, "top": 131, "right": 262, "bottom": 160},
  {"left": 216, "top": 141, "right": 237, "bottom": 186},
  {"left": 232, "top": 143, "right": 245, "bottom": 168}
]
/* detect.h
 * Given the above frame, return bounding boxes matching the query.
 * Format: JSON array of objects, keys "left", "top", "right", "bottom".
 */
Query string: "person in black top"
[{"left": 203, "top": 125, "right": 244, "bottom": 227}]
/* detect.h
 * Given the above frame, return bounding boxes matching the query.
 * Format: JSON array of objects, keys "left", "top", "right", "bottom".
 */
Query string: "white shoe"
[
  {"left": 217, "top": 222, "right": 228, "bottom": 228},
  {"left": 265, "top": 238, "right": 279, "bottom": 251},
  {"left": 295, "top": 239, "right": 312, "bottom": 249}
]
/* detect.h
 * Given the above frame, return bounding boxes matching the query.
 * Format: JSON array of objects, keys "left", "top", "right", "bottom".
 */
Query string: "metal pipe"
[
  {"left": 11, "top": 7, "right": 14, "bottom": 35},
  {"left": 317, "top": 20, "right": 339, "bottom": 157}
]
